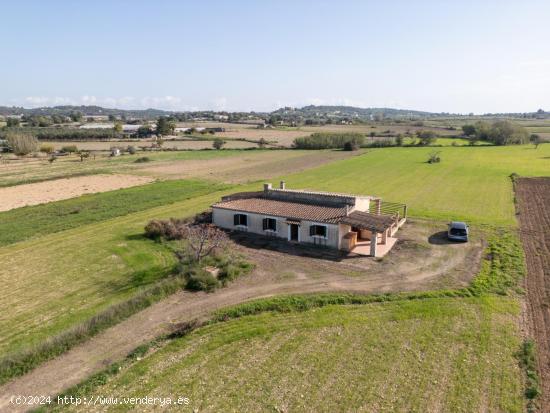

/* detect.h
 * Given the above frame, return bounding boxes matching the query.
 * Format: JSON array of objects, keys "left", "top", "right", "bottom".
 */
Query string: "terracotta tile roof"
[
  {"left": 212, "top": 197, "right": 349, "bottom": 224},
  {"left": 339, "top": 210, "right": 396, "bottom": 232}
]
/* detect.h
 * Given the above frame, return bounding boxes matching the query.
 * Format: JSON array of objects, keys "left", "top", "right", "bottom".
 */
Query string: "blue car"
[{"left": 448, "top": 221, "right": 469, "bottom": 242}]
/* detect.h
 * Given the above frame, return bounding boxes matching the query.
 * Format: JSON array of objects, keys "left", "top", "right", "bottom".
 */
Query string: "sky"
[{"left": 2, "top": 0, "right": 550, "bottom": 114}]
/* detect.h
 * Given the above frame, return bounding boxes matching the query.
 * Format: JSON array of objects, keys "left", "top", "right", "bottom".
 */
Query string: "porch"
[{"left": 340, "top": 210, "right": 404, "bottom": 257}]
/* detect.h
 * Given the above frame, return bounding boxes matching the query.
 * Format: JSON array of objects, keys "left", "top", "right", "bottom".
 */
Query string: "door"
[{"left": 289, "top": 224, "right": 299, "bottom": 241}]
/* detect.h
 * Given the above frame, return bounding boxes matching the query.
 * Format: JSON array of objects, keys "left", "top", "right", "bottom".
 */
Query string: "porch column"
[
  {"left": 375, "top": 199, "right": 382, "bottom": 215},
  {"left": 370, "top": 232, "right": 378, "bottom": 256},
  {"left": 381, "top": 228, "right": 388, "bottom": 245}
]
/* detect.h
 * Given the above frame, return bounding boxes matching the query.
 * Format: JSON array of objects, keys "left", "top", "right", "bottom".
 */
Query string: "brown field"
[
  {"left": 516, "top": 177, "right": 550, "bottom": 411},
  {"left": 0, "top": 174, "right": 153, "bottom": 212},
  {"left": 46, "top": 139, "right": 255, "bottom": 151},
  {"left": 139, "top": 149, "right": 359, "bottom": 183}
]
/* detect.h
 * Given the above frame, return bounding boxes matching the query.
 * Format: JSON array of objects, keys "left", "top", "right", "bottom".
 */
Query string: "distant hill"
[
  {"left": 270, "top": 105, "right": 449, "bottom": 120},
  {"left": 0, "top": 104, "right": 547, "bottom": 121},
  {"left": 0, "top": 105, "right": 172, "bottom": 119}
]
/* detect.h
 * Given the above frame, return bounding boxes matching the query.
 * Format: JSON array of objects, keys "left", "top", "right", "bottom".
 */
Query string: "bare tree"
[{"left": 179, "top": 224, "right": 228, "bottom": 262}]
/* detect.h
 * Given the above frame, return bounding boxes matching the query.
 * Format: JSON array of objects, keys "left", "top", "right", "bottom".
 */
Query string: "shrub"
[
  {"left": 6, "top": 133, "right": 39, "bottom": 155},
  {"left": 127, "top": 145, "right": 137, "bottom": 154},
  {"left": 144, "top": 218, "right": 189, "bottom": 241},
  {"left": 213, "top": 138, "right": 225, "bottom": 150},
  {"left": 343, "top": 141, "right": 359, "bottom": 151},
  {"left": 416, "top": 130, "right": 437, "bottom": 146},
  {"left": 61, "top": 145, "right": 78, "bottom": 153},
  {"left": 134, "top": 156, "right": 151, "bottom": 163},
  {"left": 427, "top": 151, "right": 441, "bottom": 163},
  {"left": 185, "top": 267, "right": 219, "bottom": 292},
  {"left": 39, "top": 144, "right": 55, "bottom": 154},
  {"left": 395, "top": 134, "right": 404, "bottom": 146}
]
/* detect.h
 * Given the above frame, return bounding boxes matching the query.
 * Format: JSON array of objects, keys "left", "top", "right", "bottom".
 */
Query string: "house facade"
[{"left": 212, "top": 182, "right": 407, "bottom": 256}]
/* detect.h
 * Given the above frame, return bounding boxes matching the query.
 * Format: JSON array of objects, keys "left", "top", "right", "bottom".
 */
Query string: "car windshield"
[{"left": 450, "top": 228, "right": 467, "bottom": 236}]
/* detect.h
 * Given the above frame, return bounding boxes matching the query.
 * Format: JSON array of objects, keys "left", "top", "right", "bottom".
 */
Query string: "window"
[
  {"left": 309, "top": 224, "right": 327, "bottom": 238},
  {"left": 263, "top": 217, "right": 277, "bottom": 232},
  {"left": 233, "top": 214, "right": 248, "bottom": 227}
]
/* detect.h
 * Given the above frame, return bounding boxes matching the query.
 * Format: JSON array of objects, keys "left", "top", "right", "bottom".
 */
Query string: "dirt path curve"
[
  {"left": 516, "top": 177, "right": 550, "bottom": 411},
  {"left": 0, "top": 278, "right": 427, "bottom": 412},
  {"left": 0, "top": 223, "right": 481, "bottom": 413}
]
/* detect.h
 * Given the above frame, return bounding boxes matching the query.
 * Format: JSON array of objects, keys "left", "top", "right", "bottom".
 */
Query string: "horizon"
[{"left": 2, "top": 0, "right": 550, "bottom": 114}]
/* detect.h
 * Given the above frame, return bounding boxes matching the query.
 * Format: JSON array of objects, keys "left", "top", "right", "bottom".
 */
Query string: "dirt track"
[
  {"left": 0, "top": 221, "right": 481, "bottom": 412},
  {"left": 516, "top": 177, "right": 550, "bottom": 411}
]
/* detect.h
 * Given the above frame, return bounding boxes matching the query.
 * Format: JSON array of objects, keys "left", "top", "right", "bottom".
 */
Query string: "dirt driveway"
[
  {"left": 516, "top": 177, "right": 550, "bottom": 411},
  {"left": 0, "top": 220, "right": 482, "bottom": 412}
]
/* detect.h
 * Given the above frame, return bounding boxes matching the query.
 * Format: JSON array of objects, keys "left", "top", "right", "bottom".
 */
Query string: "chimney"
[
  {"left": 279, "top": 181, "right": 286, "bottom": 190},
  {"left": 263, "top": 183, "right": 272, "bottom": 193}
]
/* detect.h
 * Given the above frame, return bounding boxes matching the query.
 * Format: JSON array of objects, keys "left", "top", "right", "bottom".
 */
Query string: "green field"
[
  {"left": 0, "top": 180, "right": 227, "bottom": 246},
  {"left": 1, "top": 143, "right": 547, "bottom": 403},
  {"left": 0, "top": 182, "right": 234, "bottom": 355},
  {"left": 283, "top": 145, "right": 550, "bottom": 226},
  {"left": 58, "top": 297, "right": 523, "bottom": 413}
]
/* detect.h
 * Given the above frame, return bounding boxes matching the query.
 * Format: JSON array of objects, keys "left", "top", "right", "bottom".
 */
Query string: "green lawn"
[
  {"left": 0, "top": 179, "right": 228, "bottom": 247},
  {"left": 0, "top": 182, "right": 234, "bottom": 356},
  {"left": 59, "top": 297, "right": 523, "bottom": 413},
  {"left": 282, "top": 145, "right": 550, "bottom": 226}
]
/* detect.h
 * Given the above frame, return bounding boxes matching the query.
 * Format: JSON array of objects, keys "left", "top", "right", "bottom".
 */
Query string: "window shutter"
[
  {"left": 263, "top": 218, "right": 267, "bottom": 230},
  {"left": 234, "top": 214, "right": 239, "bottom": 225},
  {"left": 310, "top": 225, "right": 315, "bottom": 236}
]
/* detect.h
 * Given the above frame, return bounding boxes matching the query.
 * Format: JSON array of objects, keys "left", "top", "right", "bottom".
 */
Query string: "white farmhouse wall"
[{"left": 212, "top": 207, "right": 342, "bottom": 249}]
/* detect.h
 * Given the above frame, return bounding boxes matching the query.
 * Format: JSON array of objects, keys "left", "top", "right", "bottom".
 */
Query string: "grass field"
[
  {"left": 0, "top": 183, "right": 234, "bottom": 355},
  {"left": 0, "top": 180, "right": 227, "bottom": 246},
  {"left": 58, "top": 297, "right": 523, "bottom": 413},
  {"left": 1, "top": 144, "right": 547, "bottom": 356},
  {"left": 283, "top": 144, "right": 550, "bottom": 226}
]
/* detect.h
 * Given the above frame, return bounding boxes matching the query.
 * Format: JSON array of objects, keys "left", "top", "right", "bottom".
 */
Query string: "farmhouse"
[{"left": 212, "top": 182, "right": 407, "bottom": 256}]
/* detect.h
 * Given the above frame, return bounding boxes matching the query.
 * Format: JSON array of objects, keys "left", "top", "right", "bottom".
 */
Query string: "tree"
[
  {"left": 395, "top": 134, "right": 404, "bottom": 146},
  {"left": 178, "top": 224, "right": 228, "bottom": 262},
  {"left": 6, "top": 132, "right": 39, "bottom": 155},
  {"left": 6, "top": 117, "right": 20, "bottom": 127},
  {"left": 156, "top": 116, "right": 175, "bottom": 135},
  {"left": 136, "top": 125, "right": 153, "bottom": 138},
  {"left": 213, "top": 138, "right": 225, "bottom": 150},
  {"left": 473, "top": 121, "right": 492, "bottom": 141},
  {"left": 108, "top": 114, "right": 117, "bottom": 122},
  {"left": 416, "top": 130, "right": 437, "bottom": 146},
  {"left": 462, "top": 124, "right": 476, "bottom": 136},
  {"left": 530, "top": 134, "right": 542, "bottom": 149},
  {"left": 257, "top": 138, "right": 268, "bottom": 148},
  {"left": 113, "top": 121, "right": 123, "bottom": 133},
  {"left": 69, "top": 111, "right": 83, "bottom": 122},
  {"left": 79, "top": 151, "right": 90, "bottom": 162},
  {"left": 488, "top": 120, "right": 529, "bottom": 145}
]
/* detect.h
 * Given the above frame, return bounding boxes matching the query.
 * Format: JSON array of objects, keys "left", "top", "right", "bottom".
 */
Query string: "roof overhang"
[{"left": 339, "top": 211, "right": 396, "bottom": 233}]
